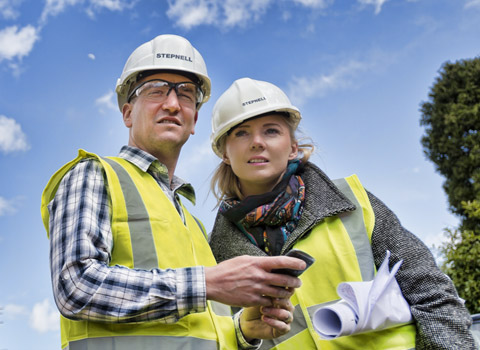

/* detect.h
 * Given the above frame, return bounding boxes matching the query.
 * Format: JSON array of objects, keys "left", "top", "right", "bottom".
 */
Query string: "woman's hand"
[{"left": 240, "top": 298, "right": 294, "bottom": 340}]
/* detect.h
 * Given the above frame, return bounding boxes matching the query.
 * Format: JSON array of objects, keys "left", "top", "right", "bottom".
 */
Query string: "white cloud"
[
  {"left": 0, "top": 196, "right": 18, "bottom": 216},
  {"left": 88, "top": 53, "right": 96, "bottom": 60},
  {"left": 4, "top": 303, "right": 29, "bottom": 318},
  {"left": 89, "top": 0, "right": 134, "bottom": 11},
  {"left": 3, "top": 300, "right": 59, "bottom": 333},
  {"left": 0, "top": 115, "right": 30, "bottom": 153},
  {"left": 166, "top": 0, "right": 218, "bottom": 29},
  {"left": 166, "top": 0, "right": 406, "bottom": 29},
  {"left": 0, "top": 0, "right": 22, "bottom": 19},
  {"left": 288, "top": 60, "right": 371, "bottom": 105},
  {"left": 167, "top": 0, "right": 330, "bottom": 30},
  {"left": 465, "top": 0, "right": 480, "bottom": 8},
  {"left": 357, "top": 0, "right": 389, "bottom": 14},
  {"left": 29, "top": 299, "right": 60, "bottom": 333},
  {"left": 293, "top": 0, "right": 330, "bottom": 8},
  {"left": 95, "top": 90, "right": 117, "bottom": 112},
  {"left": 86, "top": 0, "right": 137, "bottom": 19},
  {"left": 0, "top": 0, "right": 136, "bottom": 70},
  {"left": 40, "top": 0, "right": 136, "bottom": 25},
  {"left": 40, "top": 0, "right": 81, "bottom": 25},
  {"left": 0, "top": 25, "right": 39, "bottom": 62},
  {"left": 224, "top": 0, "right": 272, "bottom": 27}
]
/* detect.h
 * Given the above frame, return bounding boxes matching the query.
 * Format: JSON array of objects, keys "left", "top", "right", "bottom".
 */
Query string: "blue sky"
[{"left": 0, "top": 0, "right": 479, "bottom": 348}]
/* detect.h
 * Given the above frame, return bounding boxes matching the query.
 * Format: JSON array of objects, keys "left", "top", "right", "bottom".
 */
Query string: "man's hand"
[
  {"left": 205, "top": 255, "right": 305, "bottom": 307},
  {"left": 240, "top": 298, "right": 294, "bottom": 340}
]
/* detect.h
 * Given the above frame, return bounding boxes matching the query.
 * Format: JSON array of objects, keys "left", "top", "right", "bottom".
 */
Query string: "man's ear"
[
  {"left": 122, "top": 103, "right": 133, "bottom": 127},
  {"left": 191, "top": 111, "right": 198, "bottom": 135}
]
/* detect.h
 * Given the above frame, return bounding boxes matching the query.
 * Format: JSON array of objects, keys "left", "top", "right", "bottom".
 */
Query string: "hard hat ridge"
[{"left": 115, "top": 34, "right": 211, "bottom": 111}]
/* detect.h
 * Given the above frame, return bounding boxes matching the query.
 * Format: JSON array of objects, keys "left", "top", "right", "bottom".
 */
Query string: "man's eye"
[
  {"left": 178, "top": 88, "right": 196, "bottom": 100},
  {"left": 178, "top": 86, "right": 195, "bottom": 94},
  {"left": 147, "top": 88, "right": 166, "bottom": 96},
  {"left": 178, "top": 93, "right": 194, "bottom": 102}
]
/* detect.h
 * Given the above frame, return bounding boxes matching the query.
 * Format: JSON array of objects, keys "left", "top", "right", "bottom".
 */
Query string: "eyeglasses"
[{"left": 127, "top": 79, "right": 204, "bottom": 107}]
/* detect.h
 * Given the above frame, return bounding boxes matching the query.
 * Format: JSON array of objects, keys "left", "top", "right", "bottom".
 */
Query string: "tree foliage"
[
  {"left": 440, "top": 200, "right": 480, "bottom": 313},
  {"left": 420, "top": 57, "right": 480, "bottom": 313}
]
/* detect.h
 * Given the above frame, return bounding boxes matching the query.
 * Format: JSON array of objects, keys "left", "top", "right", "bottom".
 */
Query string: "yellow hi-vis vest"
[
  {"left": 41, "top": 150, "right": 237, "bottom": 350},
  {"left": 259, "top": 175, "right": 417, "bottom": 350}
]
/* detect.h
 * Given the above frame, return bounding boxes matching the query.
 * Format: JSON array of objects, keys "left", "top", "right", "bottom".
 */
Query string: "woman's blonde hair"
[{"left": 210, "top": 114, "right": 314, "bottom": 205}]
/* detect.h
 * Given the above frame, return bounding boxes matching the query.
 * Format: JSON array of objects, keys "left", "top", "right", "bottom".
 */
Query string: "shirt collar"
[{"left": 118, "top": 145, "right": 196, "bottom": 205}]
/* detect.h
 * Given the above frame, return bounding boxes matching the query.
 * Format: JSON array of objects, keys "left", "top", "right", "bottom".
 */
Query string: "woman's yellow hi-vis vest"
[
  {"left": 41, "top": 150, "right": 237, "bottom": 350},
  {"left": 259, "top": 175, "right": 417, "bottom": 350}
]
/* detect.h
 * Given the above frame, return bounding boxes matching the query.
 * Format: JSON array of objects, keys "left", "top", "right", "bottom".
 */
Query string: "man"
[{"left": 41, "top": 34, "right": 305, "bottom": 350}]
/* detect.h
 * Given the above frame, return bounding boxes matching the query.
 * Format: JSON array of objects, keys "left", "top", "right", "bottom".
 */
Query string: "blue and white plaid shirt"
[{"left": 47, "top": 146, "right": 257, "bottom": 348}]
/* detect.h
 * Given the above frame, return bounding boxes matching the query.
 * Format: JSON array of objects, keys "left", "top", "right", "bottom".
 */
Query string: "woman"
[{"left": 208, "top": 77, "right": 476, "bottom": 349}]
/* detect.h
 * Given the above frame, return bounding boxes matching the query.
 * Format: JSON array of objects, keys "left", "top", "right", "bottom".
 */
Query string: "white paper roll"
[
  {"left": 313, "top": 301, "right": 357, "bottom": 339},
  {"left": 312, "top": 251, "right": 412, "bottom": 340}
]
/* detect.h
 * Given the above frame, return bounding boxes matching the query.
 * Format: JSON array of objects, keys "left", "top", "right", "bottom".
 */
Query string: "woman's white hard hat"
[
  {"left": 115, "top": 34, "right": 211, "bottom": 111},
  {"left": 210, "top": 77, "right": 301, "bottom": 157}
]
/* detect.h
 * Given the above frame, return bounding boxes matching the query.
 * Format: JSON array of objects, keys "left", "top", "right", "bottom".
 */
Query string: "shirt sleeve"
[
  {"left": 48, "top": 158, "right": 207, "bottom": 323},
  {"left": 367, "top": 191, "right": 476, "bottom": 350},
  {"left": 234, "top": 310, "right": 262, "bottom": 350}
]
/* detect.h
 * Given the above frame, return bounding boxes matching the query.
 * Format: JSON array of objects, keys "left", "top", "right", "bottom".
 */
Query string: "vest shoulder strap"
[{"left": 333, "top": 175, "right": 375, "bottom": 281}]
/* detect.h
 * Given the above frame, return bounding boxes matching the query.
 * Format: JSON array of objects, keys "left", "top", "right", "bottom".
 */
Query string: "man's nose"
[{"left": 162, "top": 90, "right": 181, "bottom": 113}]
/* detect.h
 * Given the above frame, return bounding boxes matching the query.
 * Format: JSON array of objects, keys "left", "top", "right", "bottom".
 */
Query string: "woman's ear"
[
  {"left": 223, "top": 153, "right": 231, "bottom": 165},
  {"left": 289, "top": 141, "right": 299, "bottom": 160}
]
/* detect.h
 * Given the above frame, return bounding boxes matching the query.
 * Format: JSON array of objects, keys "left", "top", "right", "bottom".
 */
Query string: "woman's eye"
[
  {"left": 265, "top": 128, "right": 280, "bottom": 135},
  {"left": 233, "top": 130, "right": 248, "bottom": 137}
]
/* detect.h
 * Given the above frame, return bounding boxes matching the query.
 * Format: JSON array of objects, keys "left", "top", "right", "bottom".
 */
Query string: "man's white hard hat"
[
  {"left": 210, "top": 77, "right": 301, "bottom": 157},
  {"left": 115, "top": 34, "right": 211, "bottom": 111}
]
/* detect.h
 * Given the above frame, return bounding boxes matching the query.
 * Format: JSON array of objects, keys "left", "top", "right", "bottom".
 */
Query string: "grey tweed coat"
[{"left": 209, "top": 162, "right": 476, "bottom": 349}]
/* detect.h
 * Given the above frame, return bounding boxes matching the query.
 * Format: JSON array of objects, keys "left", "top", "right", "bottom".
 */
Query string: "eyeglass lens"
[{"left": 131, "top": 80, "right": 203, "bottom": 105}]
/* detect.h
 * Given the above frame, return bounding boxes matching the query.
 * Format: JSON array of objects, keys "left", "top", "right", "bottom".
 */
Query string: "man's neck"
[
  {"left": 126, "top": 143, "right": 181, "bottom": 185},
  {"left": 151, "top": 150, "right": 180, "bottom": 185}
]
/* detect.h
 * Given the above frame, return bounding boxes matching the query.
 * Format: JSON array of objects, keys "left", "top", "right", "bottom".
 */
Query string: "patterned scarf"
[{"left": 219, "top": 160, "right": 306, "bottom": 256}]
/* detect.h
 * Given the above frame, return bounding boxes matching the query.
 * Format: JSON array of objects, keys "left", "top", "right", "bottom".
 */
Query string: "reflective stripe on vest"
[
  {"left": 260, "top": 175, "right": 416, "bottom": 350},
  {"left": 102, "top": 157, "right": 159, "bottom": 269},
  {"left": 41, "top": 150, "right": 236, "bottom": 350},
  {"left": 66, "top": 335, "right": 216, "bottom": 350},
  {"left": 331, "top": 178, "right": 375, "bottom": 281}
]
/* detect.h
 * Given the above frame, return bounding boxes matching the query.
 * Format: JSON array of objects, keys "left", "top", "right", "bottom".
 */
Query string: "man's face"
[{"left": 122, "top": 72, "right": 199, "bottom": 157}]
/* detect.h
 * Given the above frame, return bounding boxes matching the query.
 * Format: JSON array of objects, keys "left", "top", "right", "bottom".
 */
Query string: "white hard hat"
[
  {"left": 115, "top": 34, "right": 211, "bottom": 111},
  {"left": 211, "top": 77, "right": 301, "bottom": 157}
]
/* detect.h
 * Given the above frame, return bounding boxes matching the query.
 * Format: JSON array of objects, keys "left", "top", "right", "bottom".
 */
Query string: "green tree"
[
  {"left": 420, "top": 57, "right": 480, "bottom": 313},
  {"left": 440, "top": 201, "right": 480, "bottom": 313}
]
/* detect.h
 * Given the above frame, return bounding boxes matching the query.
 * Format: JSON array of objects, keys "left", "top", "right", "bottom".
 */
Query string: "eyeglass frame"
[{"left": 127, "top": 79, "right": 204, "bottom": 107}]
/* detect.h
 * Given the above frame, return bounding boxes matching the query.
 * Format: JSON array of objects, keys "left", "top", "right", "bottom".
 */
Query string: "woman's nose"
[{"left": 250, "top": 133, "right": 265, "bottom": 150}]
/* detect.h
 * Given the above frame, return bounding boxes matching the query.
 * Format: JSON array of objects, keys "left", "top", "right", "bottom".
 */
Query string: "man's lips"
[{"left": 157, "top": 117, "right": 181, "bottom": 126}]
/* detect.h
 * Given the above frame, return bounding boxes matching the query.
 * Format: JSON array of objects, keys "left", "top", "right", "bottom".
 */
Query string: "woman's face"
[{"left": 223, "top": 114, "right": 298, "bottom": 197}]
